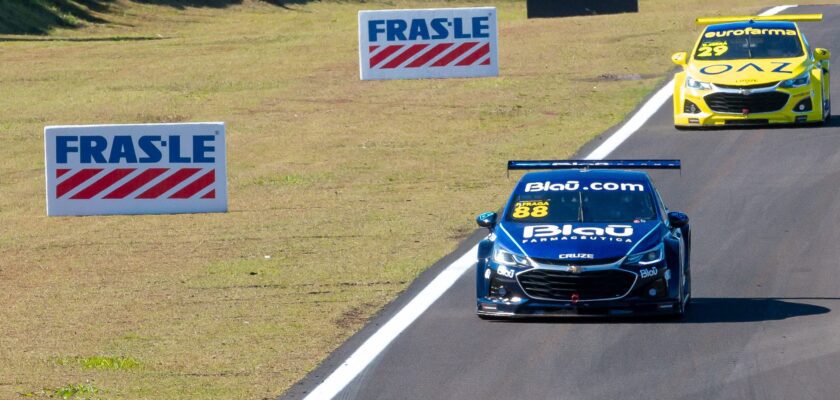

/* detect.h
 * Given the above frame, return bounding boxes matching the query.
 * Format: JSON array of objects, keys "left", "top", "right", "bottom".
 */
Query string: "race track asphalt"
[{"left": 284, "top": 5, "right": 840, "bottom": 399}]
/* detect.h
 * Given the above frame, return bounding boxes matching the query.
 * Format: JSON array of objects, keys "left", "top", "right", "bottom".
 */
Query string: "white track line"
[
  {"left": 584, "top": 81, "right": 674, "bottom": 160},
  {"left": 302, "top": 5, "right": 795, "bottom": 399},
  {"left": 302, "top": 246, "right": 477, "bottom": 400},
  {"left": 760, "top": 5, "right": 798, "bottom": 16}
]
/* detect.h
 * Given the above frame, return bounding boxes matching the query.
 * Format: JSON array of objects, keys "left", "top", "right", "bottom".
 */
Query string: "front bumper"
[
  {"left": 674, "top": 83, "right": 822, "bottom": 127},
  {"left": 476, "top": 261, "right": 682, "bottom": 318}
]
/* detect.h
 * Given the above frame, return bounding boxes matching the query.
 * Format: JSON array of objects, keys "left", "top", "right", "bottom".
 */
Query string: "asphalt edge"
[{"left": 280, "top": 228, "right": 487, "bottom": 399}]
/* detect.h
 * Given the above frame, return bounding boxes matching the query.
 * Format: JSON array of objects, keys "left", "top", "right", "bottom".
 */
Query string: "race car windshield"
[
  {"left": 506, "top": 189, "right": 658, "bottom": 223},
  {"left": 694, "top": 28, "right": 803, "bottom": 60}
]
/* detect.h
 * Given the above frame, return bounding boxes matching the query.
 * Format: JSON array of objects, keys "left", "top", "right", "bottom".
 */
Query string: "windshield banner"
[{"left": 524, "top": 180, "right": 645, "bottom": 192}]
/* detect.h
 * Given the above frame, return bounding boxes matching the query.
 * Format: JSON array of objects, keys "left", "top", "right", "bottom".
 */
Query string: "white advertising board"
[
  {"left": 44, "top": 123, "right": 227, "bottom": 216},
  {"left": 359, "top": 7, "right": 499, "bottom": 80}
]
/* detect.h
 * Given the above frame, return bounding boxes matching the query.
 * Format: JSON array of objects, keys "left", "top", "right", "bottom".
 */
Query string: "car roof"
[
  {"left": 518, "top": 169, "right": 650, "bottom": 184},
  {"left": 705, "top": 20, "right": 797, "bottom": 31}
]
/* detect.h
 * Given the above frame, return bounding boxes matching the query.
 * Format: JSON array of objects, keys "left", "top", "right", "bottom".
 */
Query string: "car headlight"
[
  {"left": 624, "top": 244, "right": 664, "bottom": 266},
  {"left": 780, "top": 71, "right": 810, "bottom": 88},
  {"left": 686, "top": 76, "right": 712, "bottom": 90},
  {"left": 493, "top": 247, "right": 532, "bottom": 267}
]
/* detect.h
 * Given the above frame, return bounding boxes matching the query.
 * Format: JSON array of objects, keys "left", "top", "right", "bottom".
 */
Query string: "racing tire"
[
  {"left": 664, "top": 296, "right": 689, "bottom": 320},
  {"left": 820, "top": 87, "right": 831, "bottom": 125},
  {"left": 675, "top": 299, "right": 690, "bottom": 319},
  {"left": 675, "top": 272, "right": 692, "bottom": 318},
  {"left": 670, "top": 242, "right": 691, "bottom": 319}
]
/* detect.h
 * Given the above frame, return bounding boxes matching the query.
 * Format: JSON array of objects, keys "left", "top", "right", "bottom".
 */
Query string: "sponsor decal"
[
  {"left": 699, "top": 64, "right": 732, "bottom": 75},
  {"left": 512, "top": 200, "right": 549, "bottom": 219},
  {"left": 558, "top": 253, "right": 594, "bottom": 260},
  {"left": 639, "top": 266, "right": 659, "bottom": 279},
  {"left": 524, "top": 180, "right": 645, "bottom": 192},
  {"left": 44, "top": 123, "right": 227, "bottom": 216},
  {"left": 698, "top": 61, "right": 794, "bottom": 75},
  {"left": 358, "top": 7, "right": 499, "bottom": 80},
  {"left": 696, "top": 41, "right": 729, "bottom": 58},
  {"left": 522, "top": 224, "right": 634, "bottom": 244},
  {"left": 704, "top": 28, "right": 797, "bottom": 38},
  {"left": 496, "top": 265, "right": 515, "bottom": 278}
]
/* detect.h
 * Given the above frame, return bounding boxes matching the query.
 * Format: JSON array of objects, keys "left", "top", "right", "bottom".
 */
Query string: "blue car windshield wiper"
[{"left": 577, "top": 191, "right": 584, "bottom": 222}]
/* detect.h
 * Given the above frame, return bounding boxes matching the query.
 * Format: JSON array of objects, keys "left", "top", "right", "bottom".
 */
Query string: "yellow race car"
[{"left": 672, "top": 14, "right": 831, "bottom": 128}]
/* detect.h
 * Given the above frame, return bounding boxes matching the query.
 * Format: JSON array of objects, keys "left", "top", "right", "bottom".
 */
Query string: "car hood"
[
  {"left": 687, "top": 56, "right": 808, "bottom": 86},
  {"left": 496, "top": 220, "right": 663, "bottom": 262}
]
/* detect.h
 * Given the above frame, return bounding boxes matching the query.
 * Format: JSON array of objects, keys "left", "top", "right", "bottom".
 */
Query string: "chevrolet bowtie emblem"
[
  {"left": 568, "top": 265, "right": 581, "bottom": 274},
  {"left": 739, "top": 88, "right": 752, "bottom": 95}
]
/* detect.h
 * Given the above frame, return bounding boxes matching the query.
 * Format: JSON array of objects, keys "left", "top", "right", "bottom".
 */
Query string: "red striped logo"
[
  {"left": 368, "top": 41, "right": 491, "bottom": 69},
  {"left": 54, "top": 168, "right": 217, "bottom": 200}
]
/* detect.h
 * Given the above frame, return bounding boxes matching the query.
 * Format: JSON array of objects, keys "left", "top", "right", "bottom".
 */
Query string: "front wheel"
[
  {"left": 821, "top": 85, "right": 831, "bottom": 124},
  {"left": 676, "top": 271, "right": 692, "bottom": 317},
  {"left": 672, "top": 248, "right": 691, "bottom": 318}
]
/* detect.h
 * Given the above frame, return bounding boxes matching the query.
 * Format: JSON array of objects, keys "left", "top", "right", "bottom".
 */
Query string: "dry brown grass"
[{"left": 0, "top": 0, "right": 827, "bottom": 398}]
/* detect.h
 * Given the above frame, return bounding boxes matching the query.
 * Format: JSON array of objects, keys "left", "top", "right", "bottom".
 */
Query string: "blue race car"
[{"left": 475, "top": 160, "right": 691, "bottom": 318}]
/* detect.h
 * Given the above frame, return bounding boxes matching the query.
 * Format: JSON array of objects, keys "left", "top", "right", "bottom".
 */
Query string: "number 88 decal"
[{"left": 512, "top": 205, "right": 548, "bottom": 219}]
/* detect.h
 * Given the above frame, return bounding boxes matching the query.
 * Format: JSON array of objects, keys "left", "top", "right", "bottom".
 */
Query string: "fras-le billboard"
[
  {"left": 44, "top": 122, "right": 227, "bottom": 216},
  {"left": 358, "top": 7, "right": 499, "bottom": 81}
]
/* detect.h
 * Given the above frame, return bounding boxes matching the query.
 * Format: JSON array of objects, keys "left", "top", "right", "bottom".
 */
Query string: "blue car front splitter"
[{"left": 477, "top": 296, "right": 681, "bottom": 317}]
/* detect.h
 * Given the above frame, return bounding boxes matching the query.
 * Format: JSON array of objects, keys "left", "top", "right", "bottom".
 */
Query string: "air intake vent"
[
  {"left": 517, "top": 269, "right": 635, "bottom": 301},
  {"left": 704, "top": 92, "right": 789, "bottom": 113}
]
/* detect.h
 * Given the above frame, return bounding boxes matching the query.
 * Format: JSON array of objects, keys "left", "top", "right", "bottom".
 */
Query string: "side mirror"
[
  {"left": 671, "top": 51, "right": 688, "bottom": 67},
  {"left": 476, "top": 212, "right": 498, "bottom": 229},
  {"left": 668, "top": 211, "right": 689, "bottom": 228},
  {"left": 814, "top": 48, "right": 831, "bottom": 62}
]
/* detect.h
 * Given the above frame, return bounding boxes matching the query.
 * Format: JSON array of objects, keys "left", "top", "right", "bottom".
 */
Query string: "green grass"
[
  {"left": 51, "top": 383, "right": 100, "bottom": 399},
  {"left": 0, "top": 0, "right": 828, "bottom": 398},
  {"left": 57, "top": 356, "right": 141, "bottom": 370},
  {"left": 19, "top": 382, "right": 100, "bottom": 399}
]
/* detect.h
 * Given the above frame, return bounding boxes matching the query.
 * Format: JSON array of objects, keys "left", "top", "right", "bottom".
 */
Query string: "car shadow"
[
  {"left": 822, "top": 115, "right": 840, "bottom": 128},
  {"left": 498, "top": 297, "right": 832, "bottom": 324},
  {"left": 682, "top": 297, "right": 831, "bottom": 323}
]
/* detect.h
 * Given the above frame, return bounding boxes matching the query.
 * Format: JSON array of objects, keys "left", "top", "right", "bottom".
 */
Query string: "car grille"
[
  {"left": 714, "top": 81, "right": 779, "bottom": 90},
  {"left": 517, "top": 269, "right": 636, "bottom": 301},
  {"left": 704, "top": 92, "right": 789, "bottom": 114}
]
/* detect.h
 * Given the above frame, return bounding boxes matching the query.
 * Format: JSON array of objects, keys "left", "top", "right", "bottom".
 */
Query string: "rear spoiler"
[
  {"left": 507, "top": 160, "right": 681, "bottom": 171},
  {"left": 696, "top": 14, "right": 822, "bottom": 25}
]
